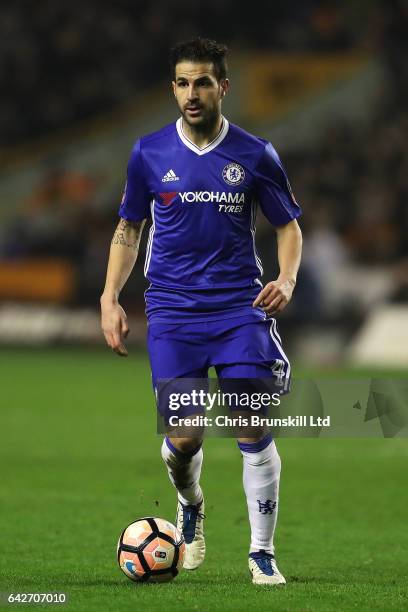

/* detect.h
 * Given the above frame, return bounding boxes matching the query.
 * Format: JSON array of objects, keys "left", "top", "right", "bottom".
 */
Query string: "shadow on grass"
[
  {"left": 7, "top": 577, "right": 123, "bottom": 588},
  {"left": 9, "top": 573, "right": 393, "bottom": 590}
]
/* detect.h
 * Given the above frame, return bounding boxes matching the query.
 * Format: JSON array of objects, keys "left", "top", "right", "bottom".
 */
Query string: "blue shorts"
[{"left": 147, "top": 316, "right": 291, "bottom": 421}]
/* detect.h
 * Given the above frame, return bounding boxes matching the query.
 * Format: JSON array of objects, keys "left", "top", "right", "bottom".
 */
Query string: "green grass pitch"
[{"left": 1, "top": 348, "right": 407, "bottom": 611}]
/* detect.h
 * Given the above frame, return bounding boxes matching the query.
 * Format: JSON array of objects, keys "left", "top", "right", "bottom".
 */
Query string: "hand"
[
  {"left": 252, "top": 278, "right": 296, "bottom": 315},
  {"left": 100, "top": 295, "right": 129, "bottom": 357}
]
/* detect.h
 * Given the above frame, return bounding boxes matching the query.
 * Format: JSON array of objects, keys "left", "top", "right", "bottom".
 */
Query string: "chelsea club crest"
[{"left": 222, "top": 162, "right": 245, "bottom": 186}]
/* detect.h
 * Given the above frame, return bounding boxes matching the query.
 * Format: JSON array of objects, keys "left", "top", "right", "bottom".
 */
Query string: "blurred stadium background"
[
  {"left": 1, "top": 3, "right": 408, "bottom": 609},
  {"left": 1, "top": 0, "right": 408, "bottom": 367}
]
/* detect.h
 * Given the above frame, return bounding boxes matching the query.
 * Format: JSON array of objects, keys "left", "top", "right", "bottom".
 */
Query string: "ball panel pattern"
[{"left": 117, "top": 517, "right": 185, "bottom": 583}]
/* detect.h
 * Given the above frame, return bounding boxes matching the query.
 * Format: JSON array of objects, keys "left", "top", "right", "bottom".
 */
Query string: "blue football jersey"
[{"left": 119, "top": 117, "right": 302, "bottom": 323}]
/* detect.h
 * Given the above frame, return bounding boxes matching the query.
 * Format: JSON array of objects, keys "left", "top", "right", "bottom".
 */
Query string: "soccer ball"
[{"left": 117, "top": 517, "right": 185, "bottom": 583}]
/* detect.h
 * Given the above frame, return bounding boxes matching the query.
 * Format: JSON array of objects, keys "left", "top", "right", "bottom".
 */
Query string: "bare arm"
[
  {"left": 100, "top": 218, "right": 145, "bottom": 356},
  {"left": 253, "top": 218, "right": 302, "bottom": 315}
]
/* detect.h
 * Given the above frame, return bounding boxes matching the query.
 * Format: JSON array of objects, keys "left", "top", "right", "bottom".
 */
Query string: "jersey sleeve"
[
  {"left": 118, "top": 139, "right": 152, "bottom": 221},
  {"left": 253, "top": 142, "right": 302, "bottom": 226}
]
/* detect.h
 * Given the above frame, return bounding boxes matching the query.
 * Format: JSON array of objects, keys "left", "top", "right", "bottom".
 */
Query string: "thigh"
[
  {"left": 148, "top": 322, "right": 209, "bottom": 383},
  {"left": 211, "top": 318, "right": 291, "bottom": 392},
  {"left": 147, "top": 322, "right": 209, "bottom": 428}
]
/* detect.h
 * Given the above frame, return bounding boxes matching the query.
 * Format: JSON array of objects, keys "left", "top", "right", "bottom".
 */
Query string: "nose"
[{"left": 186, "top": 84, "right": 198, "bottom": 101}]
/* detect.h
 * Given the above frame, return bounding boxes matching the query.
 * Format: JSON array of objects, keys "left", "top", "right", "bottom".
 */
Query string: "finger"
[
  {"left": 111, "top": 327, "right": 129, "bottom": 355},
  {"left": 103, "top": 330, "right": 114, "bottom": 348},
  {"left": 252, "top": 288, "right": 268, "bottom": 307},
  {"left": 276, "top": 299, "right": 289, "bottom": 312},
  {"left": 112, "top": 330, "right": 122, "bottom": 346},
  {"left": 261, "top": 288, "right": 282, "bottom": 307},
  {"left": 263, "top": 296, "right": 284, "bottom": 313},
  {"left": 121, "top": 319, "right": 130, "bottom": 338},
  {"left": 111, "top": 329, "right": 127, "bottom": 349},
  {"left": 113, "top": 343, "right": 128, "bottom": 357},
  {"left": 253, "top": 282, "right": 281, "bottom": 307}
]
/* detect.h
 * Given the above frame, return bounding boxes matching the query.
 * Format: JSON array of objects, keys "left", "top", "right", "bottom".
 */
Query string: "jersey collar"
[{"left": 176, "top": 116, "right": 229, "bottom": 156}]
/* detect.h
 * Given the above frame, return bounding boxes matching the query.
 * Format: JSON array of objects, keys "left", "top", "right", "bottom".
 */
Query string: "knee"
[
  {"left": 166, "top": 436, "right": 202, "bottom": 455},
  {"left": 238, "top": 433, "right": 281, "bottom": 471},
  {"left": 237, "top": 426, "right": 268, "bottom": 446}
]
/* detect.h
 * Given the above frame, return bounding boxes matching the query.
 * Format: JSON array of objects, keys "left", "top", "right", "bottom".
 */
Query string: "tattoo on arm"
[{"left": 111, "top": 219, "right": 144, "bottom": 250}]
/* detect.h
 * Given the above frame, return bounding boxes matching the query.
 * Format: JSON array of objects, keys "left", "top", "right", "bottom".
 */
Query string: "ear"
[
  {"left": 220, "top": 78, "right": 230, "bottom": 98},
  {"left": 172, "top": 81, "right": 176, "bottom": 97}
]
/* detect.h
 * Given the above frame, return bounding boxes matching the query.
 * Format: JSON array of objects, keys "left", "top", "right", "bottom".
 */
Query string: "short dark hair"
[{"left": 170, "top": 37, "right": 228, "bottom": 81}]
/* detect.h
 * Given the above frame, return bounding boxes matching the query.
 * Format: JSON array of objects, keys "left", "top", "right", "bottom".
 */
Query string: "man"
[{"left": 101, "top": 37, "right": 302, "bottom": 585}]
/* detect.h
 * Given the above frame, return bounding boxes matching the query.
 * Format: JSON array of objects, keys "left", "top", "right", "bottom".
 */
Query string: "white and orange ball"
[{"left": 117, "top": 517, "right": 185, "bottom": 583}]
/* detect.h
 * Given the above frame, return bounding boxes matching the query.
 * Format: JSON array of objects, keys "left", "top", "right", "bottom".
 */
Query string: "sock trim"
[
  {"left": 165, "top": 436, "right": 202, "bottom": 458},
  {"left": 237, "top": 432, "right": 272, "bottom": 453}
]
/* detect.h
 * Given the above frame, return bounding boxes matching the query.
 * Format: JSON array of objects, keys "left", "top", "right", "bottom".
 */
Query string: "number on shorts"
[{"left": 271, "top": 359, "right": 285, "bottom": 387}]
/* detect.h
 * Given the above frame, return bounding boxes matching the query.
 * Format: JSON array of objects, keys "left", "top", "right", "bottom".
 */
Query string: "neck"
[{"left": 181, "top": 115, "right": 223, "bottom": 149}]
